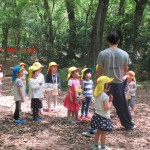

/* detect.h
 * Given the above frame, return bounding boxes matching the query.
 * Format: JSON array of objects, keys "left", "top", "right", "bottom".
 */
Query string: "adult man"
[{"left": 96, "top": 32, "right": 136, "bottom": 129}]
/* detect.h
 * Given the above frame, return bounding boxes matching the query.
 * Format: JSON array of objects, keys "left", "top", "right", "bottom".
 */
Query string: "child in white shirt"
[
  {"left": 91, "top": 76, "right": 113, "bottom": 150},
  {"left": 28, "top": 65, "right": 44, "bottom": 122},
  {"left": 12, "top": 65, "right": 25, "bottom": 125}
]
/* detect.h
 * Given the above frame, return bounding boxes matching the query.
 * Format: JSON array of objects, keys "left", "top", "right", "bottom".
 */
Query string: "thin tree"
[{"left": 89, "top": 0, "right": 109, "bottom": 66}]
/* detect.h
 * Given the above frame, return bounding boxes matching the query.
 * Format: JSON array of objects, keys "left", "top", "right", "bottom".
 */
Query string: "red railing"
[{"left": 0, "top": 47, "right": 37, "bottom": 54}]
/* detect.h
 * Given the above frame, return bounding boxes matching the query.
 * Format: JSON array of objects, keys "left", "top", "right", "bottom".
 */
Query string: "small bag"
[
  {"left": 125, "top": 92, "right": 131, "bottom": 100},
  {"left": 75, "top": 88, "right": 83, "bottom": 98}
]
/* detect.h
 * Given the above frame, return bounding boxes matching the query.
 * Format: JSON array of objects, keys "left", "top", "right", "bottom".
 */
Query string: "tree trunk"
[
  {"left": 85, "top": 0, "right": 94, "bottom": 24},
  {"left": 116, "top": 0, "right": 125, "bottom": 47},
  {"left": 89, "top": 0, "right": 109, "bottom": 66},
  {"left": 65, "top": 0, "right": 76, "bottom": 59},
  {"left": 118, "top": 0, "right": 125, "bottom": 15},
  {"left": 13, "top": 13, "right": 21, "bottom": 54},
  {"left": 43, "top": 0, "right": 54, "bottom": 44},
  {"left": 2, "top": 25, "right": 9, "bottom": 60},
  {"left": 133, "top": 0, "right": 148, "bottom": 39}
]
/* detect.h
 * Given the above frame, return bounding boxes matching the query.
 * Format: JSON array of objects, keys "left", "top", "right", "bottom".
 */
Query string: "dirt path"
[{"left": 0, "top": 82, "right": 150, "bottom": 150}]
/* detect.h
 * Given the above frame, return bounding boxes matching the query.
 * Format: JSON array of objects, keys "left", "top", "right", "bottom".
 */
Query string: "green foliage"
[
  {"left": 0, "top": 0, "right": 149, "bottom": 81},
  {"left": 59, "top": 68, "right": 68, "bottom": 91}
]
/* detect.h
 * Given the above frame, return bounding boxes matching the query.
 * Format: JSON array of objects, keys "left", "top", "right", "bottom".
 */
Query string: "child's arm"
[
  {"left": 24, "top": 70, "right": 28, "bottom": 75},
  {"left": 68, "top": 86, "right": 73, "bottom": 102},
  {"left": 103, "top": 95, "right": 113, "bottom": 111},
  {"left": 29, "top": 79, "right": 41, "bottom": 90},
  {"left": 129, "top": 82, "right": 137, "bottom": 93},
  {"left": 103, "top": 100, "right": 113, "bottom": 111},
  {"left": 18, "top": 86, "right": 24, "bottom": 102},
  {"left": 80, "top": 78, "right": 84, "bottom": 90},
  {"left": 57, "top": 74, "right": 61, "bottom": 92}
]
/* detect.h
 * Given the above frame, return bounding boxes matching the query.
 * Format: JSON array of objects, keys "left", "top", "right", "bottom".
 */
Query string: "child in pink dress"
[{"left": 64, "top": 67, "right": 81, "bottom": 124}]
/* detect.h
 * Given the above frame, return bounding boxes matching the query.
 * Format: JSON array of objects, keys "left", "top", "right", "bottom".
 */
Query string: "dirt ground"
[{"left": 0, "top": 76, "right": 150, "bottom": 150}]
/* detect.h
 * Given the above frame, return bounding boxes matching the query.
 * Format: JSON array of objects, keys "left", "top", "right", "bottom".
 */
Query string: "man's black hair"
[{"left": 107, "top": 32, "right": 120, "bottom": 45}]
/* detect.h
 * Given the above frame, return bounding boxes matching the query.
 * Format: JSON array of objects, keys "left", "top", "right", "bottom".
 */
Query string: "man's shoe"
[{"left": 82, "top": 132, "right": 93, "bottom": 138}]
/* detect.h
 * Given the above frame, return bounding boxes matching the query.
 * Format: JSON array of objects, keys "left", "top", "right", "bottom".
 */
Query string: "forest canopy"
[{"left": 0, "top": 0, "right": 149, "bottom": 80}]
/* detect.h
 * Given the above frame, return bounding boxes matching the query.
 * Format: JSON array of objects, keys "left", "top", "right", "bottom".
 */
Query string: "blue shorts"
[{"left": 128, "top": 96, "right": 136, "bottom": 107}]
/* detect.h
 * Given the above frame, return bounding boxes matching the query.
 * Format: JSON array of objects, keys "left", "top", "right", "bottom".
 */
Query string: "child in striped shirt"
[{"left": 80, "top": 68, "right": 94, "bottom": 120}]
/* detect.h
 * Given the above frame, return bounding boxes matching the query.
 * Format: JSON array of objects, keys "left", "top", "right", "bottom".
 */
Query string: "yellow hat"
[
  {"left": 94, "top": 76, "right": 114, "bottom": 96},
  {"left": 49, "top": 62, "right": 58, "bottom": 67},
  {"left": 96, "top": 65, "right": 99, "bottom": 71},
  {"left": 20, "top": 62, "right": 26, "bottom": 66},
  {"left": 67, "top": 66, "right": 80, "bottom": 79},
  {"left": 81, "top": 68, "right": 93, "bottom": 78},
  {"left": 33, "top": 62, "right": 44, "bottom": 69},
  {"left": 28, "top": 66, "right": 39, "bottom": 79}
]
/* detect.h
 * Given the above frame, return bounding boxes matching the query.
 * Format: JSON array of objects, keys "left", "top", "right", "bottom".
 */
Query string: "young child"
[
  {"left": 33, "top": 62, "right": 45, "bottom": 115},
  {"left": 81, "top": 68, "right": 94, "bottom": 120},
  {"left": 20, "top": 62, "right": 28, "bottom": 96},
  {"left": 124, "top": 71, "right": 137, "bottom": 117},
  {"left": 64, "top": 66, "right": 81, "bottom": 124},
  {"left": 28, "top": 65, "right": 43, "bottom": 122},
  {"left": 0, "top": 64, "right": 3, "bottom": 96},
  {"left": 91, "top": 76, "right": 113, "bottom": 150},
  {"left": 12, "top": 65, "right": 26, "bottom": 125},
  {"left": 45, "top": 62, "right": 61, "bottom": 112}
]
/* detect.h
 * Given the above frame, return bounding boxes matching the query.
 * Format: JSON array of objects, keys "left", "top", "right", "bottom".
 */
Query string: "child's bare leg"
[
  {"left": 47, "top": 94, "right": 52, "bottom": 111},
  {"left": 67, "top": 110, "right": 71, "bottom": 120},
  {"left": 53, "top": 95, "right": 58, "bottom": 109},
  {"left": 100, "top": 130, "right": 107, "bottom": 149},
  {"left": 130, "top": 105, "right": 135, "bottom": 116},
  {"left": 94, "top": 129, "right": 101, "bottom": 144},
  {"left": 74, "top": 110, "right": 78, "bottom": 120}
]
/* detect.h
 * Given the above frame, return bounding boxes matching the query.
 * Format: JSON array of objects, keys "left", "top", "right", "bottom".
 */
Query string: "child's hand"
[
  {"left": 39, "top": 82, "right": 42, "bottom": 86},
  {"left": 58, "top": 89, "right": 61, "bottom": 93},
  {"left": 21, "top": 97, "right": 25, "bottom": 102},
  {"left": 45, "top": 89, "right": 48, "bottom": 94},
  {"left": 75, "top": 98, "right": 79, "bottom": 104},
  {"left": 82, "top": 97, "right": 86, "bottom": 102},
  {"left": 123, "top": 75, "right": 129, "bottom": 80},
  {"left": 109, "top": 94, "right": 113, "bottom": 102},
  {"left": 21, "top": 77, "right": 25, "bottom": 81},
  {"left": 70, "top": 97, "right": 73, "bottom": 102}
]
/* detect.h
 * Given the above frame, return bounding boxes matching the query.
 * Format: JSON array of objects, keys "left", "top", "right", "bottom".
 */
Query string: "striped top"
[{"left": 83, "top": 79, "right": 94, "bottom": 97}]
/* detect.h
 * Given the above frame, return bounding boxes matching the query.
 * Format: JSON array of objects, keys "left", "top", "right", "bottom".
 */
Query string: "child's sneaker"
[
  {"left": 68, "top": 119, "right": 76, "bottom": 124},
  {"left": 80, "top": 116, "right": 86, "bottom": 121},
  {"left": 37, "top": 116, "right": 43, "bottom": 119},
  {"left": 92, "top": 144, "right": 99, "bottom": 150},
  {"left": 85, "top": 116, "right": 91, "bottom": 121},
  {"left": 75, "top": 117, "right": 82, "bottom": 122},
  {"left": 14, "top": 119, "right": 24, "bottom": 125},
  {"left": 33, "top": 117, "right": 42, "bottom": 122},
  {"left": 19, "top": 118, "right": 26, "bottom": 124},
  {"left": 100, "top": 146, "right": 112, "bottom": 150}
]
